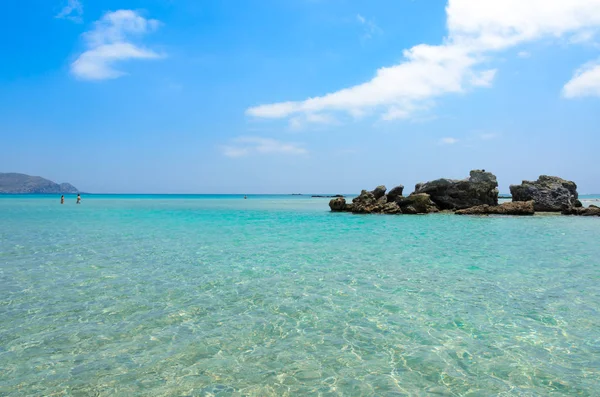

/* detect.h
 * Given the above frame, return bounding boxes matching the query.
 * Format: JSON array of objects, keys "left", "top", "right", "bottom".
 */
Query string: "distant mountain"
[{"left": 0, "top": 173, "right": 79, "bottom": 194}]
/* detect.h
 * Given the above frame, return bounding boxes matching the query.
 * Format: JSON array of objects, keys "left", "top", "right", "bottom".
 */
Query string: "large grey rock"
[
  {"left": 396, "top": 193, "right": 439, "bottom": 214},
  {"left": 510, "top": 175, "right": 578, "bottom": 212},
  {"left": 455, "top": 201, "right": 535, "bottom": 216},
  {"left": 386, "top": 185, "right": 404, "bottom": 202},
  {"left": 413, "top": 170, "right": 499, "bottom": 210}
]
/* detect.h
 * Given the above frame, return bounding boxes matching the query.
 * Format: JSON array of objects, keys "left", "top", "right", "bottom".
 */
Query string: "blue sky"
[{"left": 1, "top": 0, "right": 600, "bottom": 194}]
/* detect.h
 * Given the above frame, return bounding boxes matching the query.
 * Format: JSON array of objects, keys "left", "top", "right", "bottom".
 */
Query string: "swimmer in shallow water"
[
  {"left": 60, "top": 195, "right": 64, "bottom": 204},
  {"left": 76, "top": 194, "right": 81, "bottom": 204}
]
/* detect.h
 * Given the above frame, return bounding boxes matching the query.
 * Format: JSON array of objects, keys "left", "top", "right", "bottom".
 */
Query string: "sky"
[{"left": 1, "top": 0, "right": 600, "bottom": 194}]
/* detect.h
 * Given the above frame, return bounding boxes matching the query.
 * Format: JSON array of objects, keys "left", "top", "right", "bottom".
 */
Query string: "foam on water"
[{"left": 1, "top": 195, "right": 599, "bottom": 396}]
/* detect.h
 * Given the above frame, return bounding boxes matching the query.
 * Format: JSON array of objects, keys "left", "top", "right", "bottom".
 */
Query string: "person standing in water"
[
  {"left": 76, "top": 194, "right": 81, "bottom": 204},
  {"left": 60, "top": 195, "right": 64, "bottom": 204}
]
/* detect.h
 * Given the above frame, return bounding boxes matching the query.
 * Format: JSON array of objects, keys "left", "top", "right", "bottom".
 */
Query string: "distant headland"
[{"left": 0, "top": 173, "right": 78, "bottom": 194}]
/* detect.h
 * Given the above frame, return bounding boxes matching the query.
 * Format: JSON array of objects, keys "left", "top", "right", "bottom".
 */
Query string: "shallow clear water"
[{"left": 1, "top": 195, "right": 600, "bottom": 396}]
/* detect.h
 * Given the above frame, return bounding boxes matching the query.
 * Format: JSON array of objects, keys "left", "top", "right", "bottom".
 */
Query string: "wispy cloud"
[
  {"left": 480, "top": 132, "right": 499, "bottom": 140},
  {"left": 563, "top": 60, "right": 600, "bottom": 98},
  {"left": 221, "top": 137, "right": 308, "bottom": 158},
  {"left": 469, "top": 69, "right": 497, "bottom": 87},
  {"left": 289, "top": 113, "right": 339, "bottom": 131},
  {"left": 334, "top": 148, "right": 359, "bottom": 156},
  {"left": 71, "top": 10, "right": 163, "bottom": 80},
  {"left": 517, "top": 50, "right": 531, "bottom": 58},
  {"left": 439, "top": 137, "right": 458, "bottom": 145},
  {"left": 356, "top": 14, "right": 383, "bottom": 41},
  {"left": 56, "top": 0, "right": 83, "bottom": 23},
  {"left": 247, "top": 0, "right": 600, "bottom": 124}
]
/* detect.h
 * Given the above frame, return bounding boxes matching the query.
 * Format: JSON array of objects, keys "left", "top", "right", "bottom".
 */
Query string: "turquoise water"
[{"left": 1, "top": 195, "right": 600, "bottom": 396}]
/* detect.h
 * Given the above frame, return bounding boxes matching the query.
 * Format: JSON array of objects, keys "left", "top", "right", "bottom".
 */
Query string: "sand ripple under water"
[{"left": 1, "top": 195, "right": 599, "bottom": 396}]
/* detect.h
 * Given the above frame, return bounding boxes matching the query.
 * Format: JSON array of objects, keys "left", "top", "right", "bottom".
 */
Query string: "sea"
[{"left": 1, "top": 194, "right": 600, "bottom": 396}]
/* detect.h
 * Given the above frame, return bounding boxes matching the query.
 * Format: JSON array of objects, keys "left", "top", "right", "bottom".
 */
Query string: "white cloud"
[
  {"left": 289, "top": 113, "right": 339, "bottom": 130},
  {"left": 247, "top": 0, "right": 600, "bottom": 123},
  {"left": 447, "top": 0, "right": 600, "bottom": 51},
  {"left": 563, "top": 60, "right": 600, "bottom": 98},
  {"left": 335, "top": 148, "right": 358, "bottom": 155},
  {"left": 248, "top": 43, "right": 479, "bottom": 120},
  {"left": 357, "top": 14, "right": 383, "bottom": 40},
  {"left": 517, "top": 51, "right": 531, "bottom": 58},
  {"left": 480, "top": 132, "right": 499, "bottom": 140},
  {"left": 56, "top": 0, "right": 83, "bottom": 23},
  {"left": 439, "top": 137, "right": 458, "bottom": 145},
  {"left": 221, "top": 137, "right": 308, "bottom": 157},
  {"left": 71, "top": 10, "right": 163, "bottom": 80},
  {"left": 470, "top": 69, "right": 497, "bottom": 87},
  {"left": 570, "top": 30, "right": 596, "bottom": 44}
]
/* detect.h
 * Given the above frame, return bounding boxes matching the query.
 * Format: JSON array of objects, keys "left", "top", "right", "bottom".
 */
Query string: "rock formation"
[
  {"left": 328, "top": 172, "right": 592, "bottom": 218},
  {"left": 510, "top": 176, "right": 578, "bottom": 212},
  {"left": 329, "top": 187, "right": 438, "bottom": 215},
  {"left": 413, "top": 170, "right": 499, "bottom": 210},
  {"left": 455, "top": 201, "right": 535, "bottom": 216}
]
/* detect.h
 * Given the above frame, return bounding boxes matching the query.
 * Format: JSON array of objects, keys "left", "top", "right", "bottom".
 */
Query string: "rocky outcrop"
[
  {"left": 510, "top": 176, "right": 578, "bottom": 212},
  {"left": 396, "top": 193, "right": 439, "bottom": 214},
  {"left": 413, "top": 170, "right": 499, "bottom": 210},
  {"left": 561, "top": 205, "right": 600, "bottom": 216},
  {"left": 330, "top": 186, "right": 436, "bottom": 214},
  {"left": 328, "top": 173, "right": 592, "bottom": 218},
  {"left": 455, "top": 201, "right": 535, "bottom": 216},
  {"left": 387, "top": 185, "right": 404, "bottom": 202}
]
